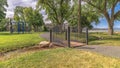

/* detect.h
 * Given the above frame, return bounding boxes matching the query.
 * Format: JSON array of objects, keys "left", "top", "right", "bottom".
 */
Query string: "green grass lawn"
[
  {"left": 55, "top": 32, "right": 120, "bottom": 46},
  {"left": 0, "top": 32, "right": 45, "bottom": 53},
  {"left": 1, "top": 32, "right": 120, "bottom": 68},
  {"left": 0, "top": 48, "right": 120, "bottom": 68},
  {"left": 89, "top": 32, "right": 120, "bottom": 46}
]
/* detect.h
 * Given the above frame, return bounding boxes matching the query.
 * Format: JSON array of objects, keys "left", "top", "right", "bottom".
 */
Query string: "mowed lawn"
[
  {"left": 89, "top": 32, "right": 120, "bottom": 46},
  {"left": 55, "top": 32, "right": 120, "bottom": 46},
  {"left": 0, "top": 48, "right": 120, "bottom": 68},
  {"left": 0, "top": 32, "right": 45, "bottom": 53}
]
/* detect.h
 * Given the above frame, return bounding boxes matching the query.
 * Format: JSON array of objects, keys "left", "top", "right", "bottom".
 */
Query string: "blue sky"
[
  {"left": 6, "top": 0, "right": 120, "bottom": 28},
  {"left": 92, "top": 3, "right": 120, "bottom": 28}
]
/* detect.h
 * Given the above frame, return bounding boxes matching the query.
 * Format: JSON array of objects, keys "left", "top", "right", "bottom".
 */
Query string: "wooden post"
[{"left": 67, "top": 27, "right": 70, "bottom": 47}]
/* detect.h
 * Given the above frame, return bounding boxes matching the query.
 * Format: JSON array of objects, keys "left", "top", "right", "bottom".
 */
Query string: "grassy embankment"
[{"left": 0, "top": 32, "right": 45, "bottom": 53}]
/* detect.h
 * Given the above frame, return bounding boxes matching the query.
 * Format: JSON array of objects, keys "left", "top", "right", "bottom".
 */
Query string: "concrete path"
[
  {"left": 41, "top": 33, "right": 120, "bottom": 58},
  {"left": 76, "top": 45, "right": 120, "bottom": 58},
  {"left": 41, "top": 32, "right": 50, "bottom": 41}
]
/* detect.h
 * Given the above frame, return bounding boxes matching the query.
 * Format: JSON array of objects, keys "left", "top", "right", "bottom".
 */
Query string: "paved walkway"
[
  {"left": 41, "top": 33, "right": 120, "bottom": 58},
  {"left": 41, "top": 32, "right": 50, "bottom": 41},
  {"left": 76, "top": 45, "right": 120, "bottom": 58}
]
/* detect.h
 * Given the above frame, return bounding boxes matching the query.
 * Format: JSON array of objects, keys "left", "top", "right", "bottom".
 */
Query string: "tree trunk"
[
  {"left": 58, "top": 23, "right": 63, "bottom": 33},
  {"left": 107, "top": 19, "right": 114, "bottom": 35},
  {"left": 108, "top": 23, "right": 114, "bottom": 35},
  {"left": 33, "top": 25, "right": 36, "bottom": 32},
  {"left": 78, "top": 0, "right": 82, "bottom": 33},
  {"left": 104, "top": 12, "right": 114, "bottom": 35}
]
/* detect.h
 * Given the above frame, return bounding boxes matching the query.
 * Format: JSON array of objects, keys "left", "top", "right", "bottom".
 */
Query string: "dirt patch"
[
  {"left": 70, "top": 41, "right": 86, "bottom": 47},
  {"left": 21, "top": 42, "right": 63, "bottom": 52},
  {"left": 0, "top": 41, "right": 86, "bottom": 61},
  {"left": 0, "top": 41, "right": 64, "bottom": 61}
]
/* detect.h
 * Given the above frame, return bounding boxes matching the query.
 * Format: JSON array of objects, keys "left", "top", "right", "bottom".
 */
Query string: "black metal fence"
[{"left": 50, "top": 26, "right": 88, "bottom": 47}]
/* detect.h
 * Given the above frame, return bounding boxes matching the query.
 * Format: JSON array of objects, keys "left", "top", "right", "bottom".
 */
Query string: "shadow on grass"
[
  {"left": 89, "top": 42, "right": 105, "bottom": 45},
  {"left": 0, "top": 32, "right": 18, "bottom": 35},
  {"left": 74, "top": 46, "right": 95, "bottom": 49},
  {"left": 104, "top": 38, "right": 120, "bottom": 41},
  {"left": 0, "top": 32, "right": 32, "bottom": 35}
]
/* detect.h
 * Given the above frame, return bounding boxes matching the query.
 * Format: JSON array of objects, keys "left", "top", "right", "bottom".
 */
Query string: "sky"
[
  {"left": 92, "top": 3, "right": 120, "bottom": 28},
  {"left": 6, "top": 0, "right": 37, "bottom": 18},
  {"left": 6, "top": 0, "right": 120, "bottom": 28}
]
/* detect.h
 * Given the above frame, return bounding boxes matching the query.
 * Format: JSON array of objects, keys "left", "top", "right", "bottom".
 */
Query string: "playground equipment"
[
  {"left": 17, "top": 22, "right": 25, "bottom": 34},
  {"left": 9, "top": 19, "right": 26, "bottom": 34}
]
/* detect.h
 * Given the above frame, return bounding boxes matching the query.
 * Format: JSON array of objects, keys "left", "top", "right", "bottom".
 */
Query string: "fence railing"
[{"left": 50, "top": 26, "right": 88, "bottom": 47}]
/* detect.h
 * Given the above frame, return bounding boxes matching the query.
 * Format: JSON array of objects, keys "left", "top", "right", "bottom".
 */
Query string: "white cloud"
[
  {"left": 6, "top": 0, "right": 37, "bottom": 18},
  {"left": 6, "top": 0, "right": 51, "bottom": 24}
]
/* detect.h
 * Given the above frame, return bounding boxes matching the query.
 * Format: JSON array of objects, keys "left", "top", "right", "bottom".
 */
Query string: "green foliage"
[
  {"left": 0, "top": 0, "right": 8, "bottom": 22},
  {"left": 14, "top": 6, "right": 44, "bottom": 32},
  {"left": 68, "top": 0, "right": 99, "bottom": 29},
  {"left": 14, "top": 6, "right": 25, "bottom": 22},
  {"left": 83, "top": 0, "right": 120, "bottom": 35},
  {"left": 0, "top": 0, "right": 8, "bottom": 30},
  {"left": 0, "top": 18, "right": 9, "bottom": 31},
  {"left": 23, "top": 7, "right": 44, "bottom": 31},
  {"left": 37, "top": 0, "right": 73, "bottom": 25}
]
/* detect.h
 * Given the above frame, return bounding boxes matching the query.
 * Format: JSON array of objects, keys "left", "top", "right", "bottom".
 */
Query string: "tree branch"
[
  {"left": 111, "top": 0, "right": 119, "bottom": 18},
  {"left": 103, "top": 0, "right": 107, "bottom": 11},
  {"left": 114, "top": 11, "right": 120, "bottom": 19},
  {"left": 86, "top": 1, "right": 102, "bottom": 13},
  {"left": 46, "top": 2, "right": 60, "bottom": 24}
]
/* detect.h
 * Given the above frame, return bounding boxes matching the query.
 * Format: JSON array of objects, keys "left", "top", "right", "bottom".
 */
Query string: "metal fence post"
[
  {"left": 86, "top": 27, "right": 88, "bottom": 45},
  {"left": 22, "top": 22, "right": 25, "bottom": 34},
  {"left": 50, "top": 29, "right": 52, "bottom": 43},
  {"left": 10, "top": 19, "right": 13, "bottom": 34},
  {"left": 65, "top": 29, "right": 67, "bottom": 40},
  {"left": 18, "top": 22, "right": 20, "bottom": 34},
  {"left": 67, "top": 27, "right": 70, "bottom": 47}
]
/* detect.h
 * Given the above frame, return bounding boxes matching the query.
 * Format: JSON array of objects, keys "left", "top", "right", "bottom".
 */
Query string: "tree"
[
  {"left": 84, "top": 0, "right": 120, "bottom": 35},
  {"left": 78, "top": 0, "right": 82, "bottom": 33},
  {"left": 37, "top": 0, "right": 73, "bottom": 31},
  {"left": 0, "top": 0, "right": 8, "bottom": 22},
  {"left": 14, "top": 6, "right": 26, "bottom": 22},
  {"left": 14, "top": 6, "right": 44, "bottom": 32},
  {"left": 0, "top": 18, "right": 9, "bottom": 31},
  {"left": 23, "top": 7, "right": 44, "bottom": 32},
  {"left": 14, "top": 6, "right": 26, "bottom": 33},
  {"left": 32, "top": 10, "right": 44, "bottom": 31},
  {"left": 68, "top": 10, "right": 99, "bottom": 29},
  {"left": 68, "top": 0, "right": 99, "bottom": 29}
]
